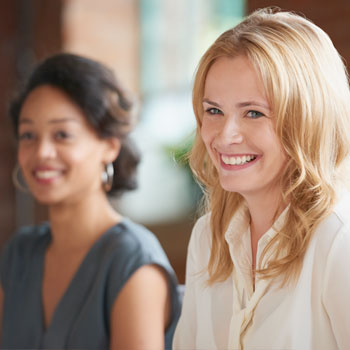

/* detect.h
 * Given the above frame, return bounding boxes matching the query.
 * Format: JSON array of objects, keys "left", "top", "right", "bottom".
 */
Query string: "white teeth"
[
  {"left": 221, "top": 155, "right": 257, "bottom": 165},
  {"left": 222, "top": 155, "right": 231, "bottom": 164},
  {"left": 35, "top": 170, "right": 61, "bottom": 179}
]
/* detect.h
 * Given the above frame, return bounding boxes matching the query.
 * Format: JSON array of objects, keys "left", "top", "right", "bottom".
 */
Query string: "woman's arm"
[{"left": 109, "top": 264, "right": 170, "bottom": 350}]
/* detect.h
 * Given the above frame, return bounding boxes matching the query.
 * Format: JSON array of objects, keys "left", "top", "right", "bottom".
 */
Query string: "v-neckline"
[{"left": 38, "top": 220, "right": 125, "bottom": 336}]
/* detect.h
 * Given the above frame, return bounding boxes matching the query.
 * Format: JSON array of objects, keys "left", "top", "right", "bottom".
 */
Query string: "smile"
[
  {"left": 34, "top": 170, "right": 62, "bottom": 180},
  {"left": 221, "top": 154, "right": 257, "bottom": 165}
]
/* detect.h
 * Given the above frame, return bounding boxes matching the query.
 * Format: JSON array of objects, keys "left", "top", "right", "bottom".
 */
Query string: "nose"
[
  {"left": 218, "top": 114, "right": 244, "bottom": 144},
  {"left": 35, "top": 137, "right": 57, "bottom": 159}
]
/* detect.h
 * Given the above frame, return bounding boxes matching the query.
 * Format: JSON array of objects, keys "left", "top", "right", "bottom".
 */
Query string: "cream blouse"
[{"left": 173, "top": 192, "right": 350, "bottom": 349}]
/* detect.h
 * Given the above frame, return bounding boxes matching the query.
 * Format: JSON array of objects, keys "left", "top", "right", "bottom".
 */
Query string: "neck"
[
  {"left": 244, "top": 187, "right": 287, "bottom": 242},
  {"left": 48, "top": 191, "right": 121, "bottom": 252}
]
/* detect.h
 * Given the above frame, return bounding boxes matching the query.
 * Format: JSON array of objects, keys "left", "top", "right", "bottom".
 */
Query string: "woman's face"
[
  {"left": 17, "top": 85, "right": 118, "bottom": 205},
  {"left": 201, "top": 55, "right": 287, "bottom": 202}
]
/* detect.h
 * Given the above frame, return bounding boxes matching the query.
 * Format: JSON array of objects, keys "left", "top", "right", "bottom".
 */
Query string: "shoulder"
[
  {"left": 101, "top": 219, "right": 180, "bottom": 322},
  {"left": 314, "top": 191, "right": 350, "bottom": 243},
  {"left": 0, "top": 222, "right": 50, "bottom": 287},
  {"left": 99, "top": 218, "right": 178, "bottom": 285},
  {"left": 310, "top": 192, "right": 350, "bottom": 266},
  {"left": 1, "top": 222, "right": 50, "bottom": 258},
  {"left": 317, "top": 192, "right": 350, "bottom": 321},
  {"left": 104, "top": 218, "right": 170, "bottom": 265},
  {"left": 192, "top": 212, "right": 211, "bottom": 234},
  {"left": 187, "top": 212, "right": 212, "bottom": 267},
  {"left": 326, "top": 190, "right": 350, "bottom": 251},
  {"left": 332, "top": 190, "right": 350, "bottom": 229},
  {"left": 189, "top": 212, "right": 211, "bottom": 247}
]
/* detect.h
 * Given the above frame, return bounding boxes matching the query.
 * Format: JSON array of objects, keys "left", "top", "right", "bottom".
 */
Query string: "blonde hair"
[{"left": 190, "top": 8, "right": 350, "bottom": 285}]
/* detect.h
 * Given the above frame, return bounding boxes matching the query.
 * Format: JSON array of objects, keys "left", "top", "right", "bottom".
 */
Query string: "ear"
[{"left": 103, "top": 137, "right": 121, "bottom": 163}]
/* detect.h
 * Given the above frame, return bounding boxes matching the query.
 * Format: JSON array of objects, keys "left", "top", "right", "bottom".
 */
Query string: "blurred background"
[{"left": 1, "top": 0, "right": 350, "bottom": 283}]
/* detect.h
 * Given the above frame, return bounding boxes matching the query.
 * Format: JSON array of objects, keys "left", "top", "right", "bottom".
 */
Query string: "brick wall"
[
  {"left": 62, "top": 0, "right": 140, "bottom": 93},
  {"left": 0, "top": 1, "right": 17, "bottom": 247},
  {"left": 0, "top": 0, "right": 64, "bottom": 247}
]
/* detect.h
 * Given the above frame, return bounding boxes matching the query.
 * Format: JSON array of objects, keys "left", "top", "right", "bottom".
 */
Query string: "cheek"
[
  {"left": 264, "top": 129, "right": 288, "bottom": 168},
  {"left": 17, "top": 147, "right": 30, "bottom": 168},
  {"left": 200, "top": 129, "right": 212, "bottom": 157},
  {"left": 278, "top": 148, "right": 288, "bottom": 171},
  {"left": 67, "top": 149, "right": 89, "bottom": 162},
  {"left": 200, "top": 120, "right": 214, "bottom": 148},
  {"left": 67, "top": 145, "right": 104, "bottom": 172},
  {"left": 200, "top": 125, "right": 219, "bottom": 170},
  {"left": 259, "top": 123, "right": 281, "bottom": 150},
  {"left": 68, "top": 141, "right": 101, "bottom": 162},
  {"left": 200, "top": 126, "right": 207, "bottom": 146},
  {"left": 68, "top": 154, "right": 98, "bottom": 174}
]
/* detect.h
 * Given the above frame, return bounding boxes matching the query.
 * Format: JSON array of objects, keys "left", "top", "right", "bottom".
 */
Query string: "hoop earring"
[
  {"left": 12, "top": 163, "right": 30, "bottom": 193},
  {"left": 101, "top": 163, "right": 114, "bottom": 192}
]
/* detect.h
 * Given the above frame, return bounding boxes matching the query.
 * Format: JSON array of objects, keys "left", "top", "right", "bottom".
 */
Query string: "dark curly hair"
[{"left": 9, "top": 53, "right": 140, "bottom": 196}]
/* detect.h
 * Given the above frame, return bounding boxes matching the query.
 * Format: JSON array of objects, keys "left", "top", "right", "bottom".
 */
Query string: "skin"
[
  {"left": 201, "top": 55, "right": 288, "bottom": 275},
  {"left": 0, "top": 85, "right": 170, "bottom": 349}
]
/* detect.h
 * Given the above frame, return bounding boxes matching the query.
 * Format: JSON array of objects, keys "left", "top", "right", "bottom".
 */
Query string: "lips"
[
  {"left": 221, "top": 154, "right": 257, "bottom": 165},
  {"left": 35, "top": 170, "right": 63, "bottom": 179},
  {"left": 32, "top": 166, "right": 64, "bottom": 182}
]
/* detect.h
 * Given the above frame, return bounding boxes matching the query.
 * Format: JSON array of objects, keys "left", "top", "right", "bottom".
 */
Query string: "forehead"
[
  {"left": 204, "top": 55, "right": 267, "bottom": 101},
  {"left": 19, "top": 85, "right": 87, "bottom": 124}
]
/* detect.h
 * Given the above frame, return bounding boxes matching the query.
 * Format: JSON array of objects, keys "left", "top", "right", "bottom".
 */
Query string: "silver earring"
[
  {"left": 101, "top": 163, "right": 114, "bottom": 192},
  {"left": 12, "top": 163, "right": 30, "bottom": 193}
]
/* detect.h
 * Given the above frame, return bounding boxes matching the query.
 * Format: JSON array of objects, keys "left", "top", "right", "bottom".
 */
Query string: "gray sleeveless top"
[{"left": 0, "top": 218, "right": 181, "bottom": 349}]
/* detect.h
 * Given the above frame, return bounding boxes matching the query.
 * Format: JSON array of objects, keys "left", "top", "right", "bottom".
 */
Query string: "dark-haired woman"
[{"left": 0, "top": 53, "right": 180, "bottom": 349}]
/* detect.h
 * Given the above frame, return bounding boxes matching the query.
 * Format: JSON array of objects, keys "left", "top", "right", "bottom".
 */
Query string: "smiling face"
[
  {"left": 18, "top": 85, "right": 119, "bottom": 206},
  {"left": 201, "top": 55, "right": 287, "bottom": 202}
]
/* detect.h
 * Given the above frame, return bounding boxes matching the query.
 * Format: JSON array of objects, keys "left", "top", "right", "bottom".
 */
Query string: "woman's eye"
[
  {"left": 206, "top": 107, "right": 222, "bottom": 115},
  {"left": 18, "top": 131, "right": 34, "bottom": 141},
  {"left": 247, "top": 110, "right": 264, "bottom": 119},
  {"left": 55, "top": 130, "right": 71, "bottom": 140}
]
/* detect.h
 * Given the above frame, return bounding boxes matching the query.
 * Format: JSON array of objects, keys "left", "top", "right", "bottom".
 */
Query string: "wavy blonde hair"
[{"left": 190, "top": 8, "right": 350, "bottom": 285}]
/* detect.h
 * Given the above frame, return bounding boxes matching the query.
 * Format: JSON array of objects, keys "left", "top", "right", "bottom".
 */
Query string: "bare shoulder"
[
  {"left": 109, "top": 264, "right": 170, "bottom": 350},
  {"left": 117, "top": 264, "right": 169, "bottom": 298}
]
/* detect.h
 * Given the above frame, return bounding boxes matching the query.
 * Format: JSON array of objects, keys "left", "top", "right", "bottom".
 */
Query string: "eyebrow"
[
  {"left": 202, "top": 98, "right": 270, "bottom": 110},
  {"left": 19, "top": 117, "right": 80, "bottom": 125},
  {"left": 202, "top": 98, "right": 221, "bottom": 107}
]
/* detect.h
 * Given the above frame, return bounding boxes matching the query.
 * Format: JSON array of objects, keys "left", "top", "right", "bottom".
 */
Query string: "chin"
[
  {"left": 31, "top": 191, "right": 63, "bottom": 206},
  {"left": 219, "top": 178, "right": 243, "bottom": 193},
  {"left": 34, "top": 197, "right": 59, "bottom": 206},
  {"left": 219, "top": 182, "right": 256, "bottom": 198}
]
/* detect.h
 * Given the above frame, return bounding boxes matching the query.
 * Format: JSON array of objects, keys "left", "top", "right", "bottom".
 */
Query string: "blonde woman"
[{"left": 173, "top": 8, "right": 350, "bottom": 350}]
